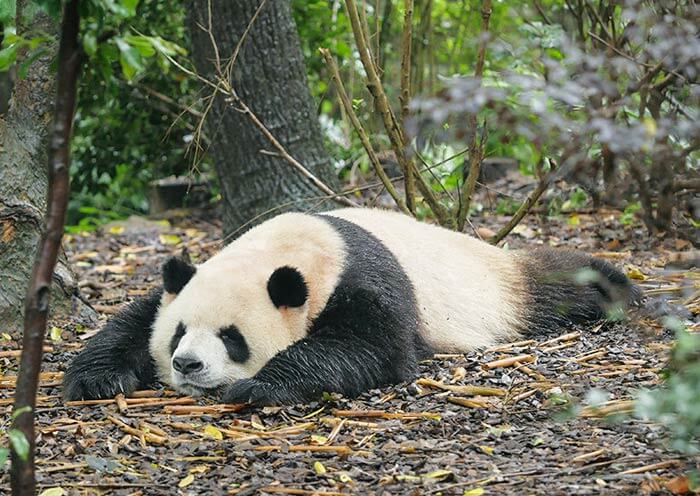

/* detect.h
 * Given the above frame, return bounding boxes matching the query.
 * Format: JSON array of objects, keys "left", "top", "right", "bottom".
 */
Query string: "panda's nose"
[{"left": 173, "top": 356, "right": 204, "bottom": 375}]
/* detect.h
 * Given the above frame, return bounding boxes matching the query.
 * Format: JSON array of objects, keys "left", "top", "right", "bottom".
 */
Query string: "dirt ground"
[{"left": 1, "top": 179, "right": 698, "bottom": 495}]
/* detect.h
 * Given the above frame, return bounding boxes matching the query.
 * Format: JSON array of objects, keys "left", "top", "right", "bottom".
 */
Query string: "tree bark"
[
  {"left": 188, "top": 0, "right": 339, "bottom": 236},
  {"left": 11, "top": 0, "right": 81, "bottom": 492},
  {"left": 0, "top": 3, "right": 91, "bottom": 332}
]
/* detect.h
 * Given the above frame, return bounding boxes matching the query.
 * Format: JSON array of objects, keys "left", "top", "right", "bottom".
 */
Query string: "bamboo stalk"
[
  {"left": 320, "top": 48, "right": 410, "bottom": 214},
  {"left": 345, "top": 0, "right": 451, "bottom": 225}
]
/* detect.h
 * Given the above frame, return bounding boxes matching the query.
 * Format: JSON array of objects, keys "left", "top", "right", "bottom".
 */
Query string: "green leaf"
[
  {"left": 115, "top": 38, "right": 144, "bottom": 80},
  {"left": 83, "top": 33, "right": 97, "bottom": 57},
  {"left": 124, "top": 35, "right": 156, "bottom": 57},
  {"left": 0, "top": 0, "right": 15, "bottom": 25},
  {"left": 11, "top": 405, "right": 31, "bottom": 420},
  {"left": 8, "top": 429, "right": 30, "bottom": 461},
  {"left": 0, "top": 447, "right": 8, "bottom": 469},
  {"left": 0, "top": 43, "right": 19, "bottom": 72},
  {"left": 122, "top": 0, "right": 140, "bottom": 16}
]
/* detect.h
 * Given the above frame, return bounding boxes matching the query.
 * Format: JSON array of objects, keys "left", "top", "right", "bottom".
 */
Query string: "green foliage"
[
  {"left": 0, "top": 0, "right": 199, "bottom": 229},
  {"left": 7, "top": 429, "right": 29, "bottom": 461},
  {"left": 68, "top": 0, "right": 200, "bottom": 227},
  {"left": 620, "top": 202, "right": 642, "bottom": 226},
  {"left": 636, "top": 320, "right": 700, "bottom": 455}
]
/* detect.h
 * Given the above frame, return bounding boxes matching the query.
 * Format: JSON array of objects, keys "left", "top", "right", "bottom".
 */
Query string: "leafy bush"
[{"left": 636, "top": 321, "right": 700, "bottom": 456}]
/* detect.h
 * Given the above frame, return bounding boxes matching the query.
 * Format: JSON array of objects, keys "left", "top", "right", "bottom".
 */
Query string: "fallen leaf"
[
  {"left": 38, "top": 489, "right": 65, "bottom": 496},
  {"left": 627, "top": 267, "right": 646, "bottom": 280},
  {"left": 159, "top": 234, "right": 182, "bottom": 245},
  {"left": 178, "top": 474, "right": 195, "bottom": 488},
  {"left": 464, "top": 489, "right": 485, "bottom": 496},
  {"left": 50, "top": 326, "right": 63, "bottom": 343},
  {"left": 108, "top": 226, "right": 124, "bottom": 235},
  {"left": 202, "top": 425, "right": 223, "bottom": 440},
  {"left": 313, "top": 461, "right": 327, "bottom": 475},
  {"left": 424, "top": 469, "right": 452, "bottom": 480},
  {"left": 479, "top": 445, "right": 494, "bottom": 455},
  {"left": 665, "top": 475, "right": 690, "bottom": 495},
  {"left": 310, "top": 434, "right": 328, "bottom": 445}
]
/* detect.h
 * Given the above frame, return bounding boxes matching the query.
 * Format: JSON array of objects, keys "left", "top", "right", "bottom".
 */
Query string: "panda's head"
[{"left": 150, "top": 256, "right": 311, "bottom": 396}]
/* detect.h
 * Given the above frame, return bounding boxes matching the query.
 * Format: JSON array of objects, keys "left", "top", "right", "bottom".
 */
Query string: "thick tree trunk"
[
  {"left": 0, "top": 7, "right": 91, "bottom": 331},
  {"left": 188, "top": 0, "right": 339, "bottom": 236}
]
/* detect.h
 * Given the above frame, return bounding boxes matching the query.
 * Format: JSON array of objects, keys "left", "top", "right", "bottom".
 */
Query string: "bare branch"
[{"left": 400, "top": 0, "right": 416, "bottom": 212}]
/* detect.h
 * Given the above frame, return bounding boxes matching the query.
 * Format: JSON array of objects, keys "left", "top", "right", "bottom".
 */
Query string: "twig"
[
  {"left": 457, "top": 0, "right": 493, "bottom": 231},
  {"left": 483, "top": 354, "right": 535, "bottom": 369},
  {"left": 447, "top": 396, "right": 491, "bottom": 409},
  {"left": 416, "top": 378, "right": 505, "bottom": 396},
  {"left": 227, "top": 96, "right": 357, "bottom": 208},
  {"left": 490, "top": 158, "right": 553, "bottom": 244},
  {"left": 11, "top": 2, "right": 81, "bottom": 494},
  {"left": 331, "top": 409, "right": 441, "bottom": 421},
  {"left": 320, "top": 48, "right": 409, "bottom": 214},
  {"left": 580, "top": 399, "right": 635, "bottom": 418},
  {"left": 620, "top": 460, "right": 681, "bottom": 475}
]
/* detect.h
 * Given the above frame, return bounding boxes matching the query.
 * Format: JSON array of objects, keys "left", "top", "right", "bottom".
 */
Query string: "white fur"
[{"left": 150, "top": 213, "right": 346, "bottom": 392}]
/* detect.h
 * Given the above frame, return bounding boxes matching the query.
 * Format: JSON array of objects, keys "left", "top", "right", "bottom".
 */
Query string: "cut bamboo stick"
[
  {"left": 416, "top": 378, "right": 505, "bottom": 396},
  {"left": 483, "top": 354, "right": 535, "bottom": 369}
]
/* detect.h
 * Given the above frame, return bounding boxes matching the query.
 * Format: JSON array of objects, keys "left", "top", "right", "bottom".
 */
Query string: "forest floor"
[{"left": 1, "top": 173, "right": 699, "bottom": 495}]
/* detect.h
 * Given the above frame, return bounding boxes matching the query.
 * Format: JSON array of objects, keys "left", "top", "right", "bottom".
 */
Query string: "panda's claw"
[
  {"left": 222, "top": 378, "right": 276, "bottom": 406},
  {"left": 63, "top": 367, "right": 140, "bottom": 401}
]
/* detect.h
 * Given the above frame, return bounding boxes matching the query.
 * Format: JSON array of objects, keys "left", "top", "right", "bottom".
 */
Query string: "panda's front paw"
[
  {"left": 222, "top": 378, "right": 279, "bottom": 406},
  {"left": 63, "top": 366, "right": 140, "bottom": 401}
]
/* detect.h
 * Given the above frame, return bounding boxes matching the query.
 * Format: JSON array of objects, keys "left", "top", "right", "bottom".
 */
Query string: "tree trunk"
[
  {"left": 0, "top": 6, "right": 92, "bottom": 332},
  {"left": 188, "top": 0, "right": 339, "bottom": 236}
]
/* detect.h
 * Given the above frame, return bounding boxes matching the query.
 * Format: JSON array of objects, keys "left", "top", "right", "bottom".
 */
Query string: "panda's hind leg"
[{"left": 62, "top": 289, "right": 161, "bottom": 401}]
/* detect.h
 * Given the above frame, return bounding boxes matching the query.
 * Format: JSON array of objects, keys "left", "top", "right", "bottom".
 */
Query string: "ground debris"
[{"left": 1, "top": 209, "right": 697, "bottom": 495}]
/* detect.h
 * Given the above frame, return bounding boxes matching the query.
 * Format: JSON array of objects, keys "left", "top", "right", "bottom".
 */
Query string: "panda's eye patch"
[
  {"left": 219, "top": 325, "right": 250, "bottom": 363},
  {"left": 169, "top": 322, "right": 187, "bottom": 356}
]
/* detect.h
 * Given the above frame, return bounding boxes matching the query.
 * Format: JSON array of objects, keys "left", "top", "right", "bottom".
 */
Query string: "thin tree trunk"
[
  {"left": 11, "top": 0, "right": 81, "bottom": 492},
  {"left": 188, "top": 0, "right": 339, "bottom": 236}
]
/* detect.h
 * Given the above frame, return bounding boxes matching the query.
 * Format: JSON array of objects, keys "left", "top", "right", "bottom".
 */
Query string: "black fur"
[
  {"left": 220, "top": 325, "right": 250, "bottom": 362},
  {"left": 169, "top": 322, "right": 186, "bottom": 355},
  {"left": 521, "top": 248, "right": 638, "bottom": 334},
  {"left": 163, "top": 257, "right": 196, "bottom": 294},
  {"left": 222, "top": 216, "right": 431, "bottom": 406},
  {"left": 267, "top": 266, "right": 308, "bottom": 308},
  {"left": 62, "top": 289, "right": 161, "bottom": 401}
]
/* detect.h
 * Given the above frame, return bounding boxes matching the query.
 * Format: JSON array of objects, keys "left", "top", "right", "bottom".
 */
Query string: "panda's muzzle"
[{"left": 172, "top": 355, "right": 204, "bottom": 375}]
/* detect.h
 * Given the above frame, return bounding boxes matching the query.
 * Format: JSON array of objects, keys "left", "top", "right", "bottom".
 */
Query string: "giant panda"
[{"left": 63, "top": 208, "right": 638, "bottom": 405}]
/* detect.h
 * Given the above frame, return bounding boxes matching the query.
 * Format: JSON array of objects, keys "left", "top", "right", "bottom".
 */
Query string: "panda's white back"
[{"left": 323, "top": 208, "right": 525, "bottom": 350}]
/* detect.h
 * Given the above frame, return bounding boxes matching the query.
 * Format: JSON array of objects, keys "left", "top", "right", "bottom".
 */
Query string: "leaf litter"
[{"left": 0, "top": 204, "right": 697, "bottom": 495}]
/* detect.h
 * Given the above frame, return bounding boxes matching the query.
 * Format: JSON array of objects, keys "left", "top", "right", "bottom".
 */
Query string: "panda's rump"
[{"left": 322, "top": 209, "right": 526, "bottom": 351}]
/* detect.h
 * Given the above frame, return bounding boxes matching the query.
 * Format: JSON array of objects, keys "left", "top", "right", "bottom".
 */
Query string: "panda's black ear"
[
  {"left": 267, "top": 266, "right": 308, "bottom": 308},
  {"left": 163, "top": 257, "right": 196, "bottom": 294}
]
